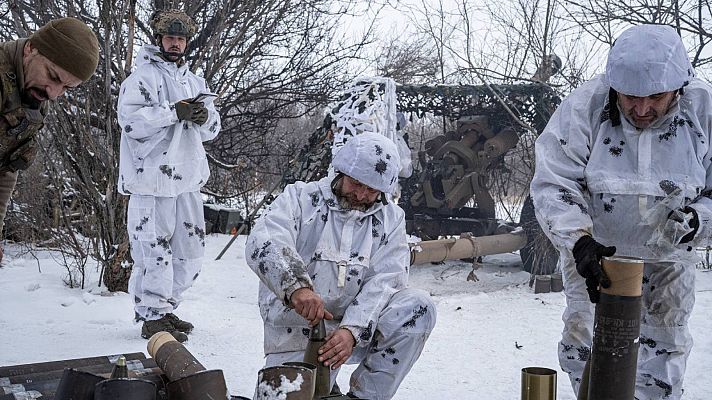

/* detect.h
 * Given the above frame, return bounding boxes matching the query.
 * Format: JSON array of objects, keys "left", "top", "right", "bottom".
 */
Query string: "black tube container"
[
  {"left": 54, "top": 368, "right": 104, "bottom": 400},
  {"left": 587, "top": 293, "right": 642, "bottom": 400},
  {"left": 94, "top": 378, "right": 157, "bottom": 400},
  {"left": 304, "top": 320, "right": 330, "bottom": 399}
]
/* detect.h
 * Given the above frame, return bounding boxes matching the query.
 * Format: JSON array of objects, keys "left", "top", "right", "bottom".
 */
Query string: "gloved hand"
[
  {"left": 666, "top": 206, "right": 699, "bottom": 245},
  {"left": 175, "top": 100, "right": 208, "bottom": 125},
  {"left": 572, "top": 235, "right": 616, "bottom": 303}
]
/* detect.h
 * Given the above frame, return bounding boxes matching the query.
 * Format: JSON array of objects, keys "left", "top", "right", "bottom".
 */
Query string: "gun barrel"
[{"left": 410, "top": 232, "right": 527, "bottom": 265}]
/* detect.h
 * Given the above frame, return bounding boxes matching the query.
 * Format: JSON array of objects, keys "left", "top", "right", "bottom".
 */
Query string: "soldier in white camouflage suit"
[
  {"left": 531, "top": 25, "right": 712, "bottom": 399},
  {"left": 117, "top": 9, "right": 220, "bottom": 342},
  {"left": 246, "top": 132, "right": 436, "bottom": 400}
]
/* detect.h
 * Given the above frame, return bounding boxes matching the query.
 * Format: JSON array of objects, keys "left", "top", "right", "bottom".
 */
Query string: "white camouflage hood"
[
  {"left": 606, "top": 24, "right": 694, "bottom": 97},
  {"left": 331, "top": 132, "right": 401, "bottom": 194}
]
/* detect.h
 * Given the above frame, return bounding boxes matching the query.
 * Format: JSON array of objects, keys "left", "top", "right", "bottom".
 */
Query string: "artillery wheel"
[{"left": 519, "top": 195, "right": 558, "bottom": 275}]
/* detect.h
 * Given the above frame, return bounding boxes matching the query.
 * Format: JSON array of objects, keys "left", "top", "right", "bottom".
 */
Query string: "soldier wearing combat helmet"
[
  {"left": 117, "top": 9, "right": 221, "bottom": 342},
  {"left": 0, "top": 17, "right": 99, "bottom": 263}
]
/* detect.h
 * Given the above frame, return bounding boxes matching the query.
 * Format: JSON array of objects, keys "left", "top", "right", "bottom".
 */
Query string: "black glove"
[
  {"left": 669, "top": 206, "right": 699, "bottom": 244},
  {"left": 175, "top": 100, "right": 208, "bottom": 125},
  {"left": 572, "top": 235, "right": 616, "bottom": 303}
]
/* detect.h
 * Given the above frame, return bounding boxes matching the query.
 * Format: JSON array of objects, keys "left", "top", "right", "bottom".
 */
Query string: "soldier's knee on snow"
[{"left": 392, "top": 288, "right": 437, "bottom": 333}]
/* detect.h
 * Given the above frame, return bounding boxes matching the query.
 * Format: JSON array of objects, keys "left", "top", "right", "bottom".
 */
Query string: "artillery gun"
[{"left": 285, "top": 79, "right": 561, "bottom": 276}]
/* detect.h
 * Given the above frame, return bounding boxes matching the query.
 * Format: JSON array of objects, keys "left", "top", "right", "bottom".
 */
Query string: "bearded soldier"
[
  {"left": 246, "top": 133, "right": 436, "bottom": 399},
  {"left": 0, "top": 17, "right": 99, "bottom": 263}
]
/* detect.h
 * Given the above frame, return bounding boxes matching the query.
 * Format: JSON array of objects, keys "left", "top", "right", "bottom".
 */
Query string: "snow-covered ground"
[{"left": 1, "top": 234, "right": 711, "bottom": 399}]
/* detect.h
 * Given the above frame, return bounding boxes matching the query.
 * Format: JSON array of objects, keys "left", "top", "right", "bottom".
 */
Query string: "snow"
[
  {"left": 1, "top": 234, "right": 711, "bottom": 399},
  {"left": 255, "top": 372, "right": 304, "bottom": 400}
]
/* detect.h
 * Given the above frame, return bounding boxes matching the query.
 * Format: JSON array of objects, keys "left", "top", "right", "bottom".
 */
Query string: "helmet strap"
[
  {"left": 330, "top": 172, "right": 344, "bottom": 194},
  {"left": 380, "top": 192, "right": 388, "bottom": 205},
  {"left": 608, "top": 88, "right": 622, "bottom": 127}
]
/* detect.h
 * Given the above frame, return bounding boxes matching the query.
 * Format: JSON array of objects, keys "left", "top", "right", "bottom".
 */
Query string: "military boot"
[
  {"left": 165, "top": 313, "right": 194, "bottom": 334},
  {"left": 141, "top": 315, "right": 188, "bottom": 342}
]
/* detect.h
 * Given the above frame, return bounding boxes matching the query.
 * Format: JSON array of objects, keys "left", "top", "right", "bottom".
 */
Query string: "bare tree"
[
  {"left": 378, "top": 0, "right": 597, "bottom": 218},
  {"left": 375, "top": 38, "right": 440, "bottom": 84},
  {"left": 560, "top": 0, "right": 712, "bottom": 73},
  {"left": 0, "top": 0, "right": 375, "bottom": 291}
]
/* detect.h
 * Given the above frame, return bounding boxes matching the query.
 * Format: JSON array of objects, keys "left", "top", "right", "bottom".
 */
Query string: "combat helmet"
[{"left": 149, "top": 9, "right": 196, "bottom": 40}]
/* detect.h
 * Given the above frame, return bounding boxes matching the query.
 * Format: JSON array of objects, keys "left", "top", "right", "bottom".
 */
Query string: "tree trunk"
[{"left": 103, "top": 240, "right": 131, "bottom": 292}]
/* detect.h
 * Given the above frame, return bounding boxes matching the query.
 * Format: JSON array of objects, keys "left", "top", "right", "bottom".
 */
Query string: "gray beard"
[
  {"left": 332, "top": 177, "right": 372, "bottom": 212},
  {"left": 336, "top": 195, "right": 370, "bottom": 212}
]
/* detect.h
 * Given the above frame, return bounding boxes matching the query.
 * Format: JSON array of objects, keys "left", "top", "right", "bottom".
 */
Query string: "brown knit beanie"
[{"left": 29, "top": 17, "right": 100, "bottom": 81}]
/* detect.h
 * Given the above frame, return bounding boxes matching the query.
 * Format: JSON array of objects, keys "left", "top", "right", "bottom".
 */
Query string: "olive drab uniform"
[{"left": 0, "top": 39, "right": 47, "bottom": 234}]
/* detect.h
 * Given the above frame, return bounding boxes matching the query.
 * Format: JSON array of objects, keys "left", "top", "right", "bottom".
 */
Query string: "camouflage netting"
[
  {"left": 288, "top": 82, "right": 560, "bottom": 185},
  {"left": 396, "top": 83, "right": 559, "bottom": 132},
  {"left": 282, "top": 80, "right": 561, "bottom": 273},
  {"left": 327, "top": 77, "right": 413, "bottom": 178}
]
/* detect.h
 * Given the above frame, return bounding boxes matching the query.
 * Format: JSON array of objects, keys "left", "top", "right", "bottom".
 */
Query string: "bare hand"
[
  {"left": 318, "top": 328, "right": 355, "bottom": 369},
  {"left": 290, "top": 288, "right": 333, "bottom": 326}
]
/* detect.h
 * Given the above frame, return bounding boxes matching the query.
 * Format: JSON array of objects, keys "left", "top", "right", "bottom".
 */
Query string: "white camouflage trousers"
[
  {"left": 558, "top": 253, "right": 695, "bottom": 400},
  {"left": 127, "top": 191, "right": 206, "bottom": 321},
  {"left": 265, "top": 288, "right": 436, "bottom": 400}
]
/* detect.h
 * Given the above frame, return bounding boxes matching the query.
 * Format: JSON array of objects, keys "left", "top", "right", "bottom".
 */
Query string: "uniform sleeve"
[
  {"left": 341, "top": 211, "right": 409, "bottom": 346},
  {"left": 530, "top": 92, "right": 596, "bottom": 252},
  {"left": 245, "top": 184, "right": 313, "bottom": 304},
  {"left": 195, "top": 78, "right": 221, "bottom": 142},
  {"left": 117, "top": 68, "right": 180, "bottom": 141},
  {"left": 686, "top": 85, "right": 712, "bottom": 247},
  {"left": 689, "top": 168, "right": 712, "bottom": 247}
]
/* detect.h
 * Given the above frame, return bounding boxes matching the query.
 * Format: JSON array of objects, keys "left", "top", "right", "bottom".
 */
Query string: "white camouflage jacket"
[
  {"left": 531, "top": 75, "right": 712, "bottom": 262},
  {"left": 246, "top": 175, "right": 409, "bottom": 354},
  {"left": 117, "top": 45, "right": 220, "bottom": 197}
]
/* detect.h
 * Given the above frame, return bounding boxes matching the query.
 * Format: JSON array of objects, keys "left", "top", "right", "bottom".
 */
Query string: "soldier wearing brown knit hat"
[
  {"left": 0, "top": 17, "right": 100, "bottom": 263},
  {"left": 29, "top": 17, "right": 100, "bottom": 82}
]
